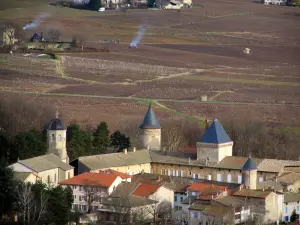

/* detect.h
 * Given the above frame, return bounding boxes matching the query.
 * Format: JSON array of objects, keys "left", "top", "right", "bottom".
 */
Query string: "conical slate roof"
[
  {"left": 47, "top": 111, "right": 65, "bottom": 130},
  {"left": 139, "top": 104, "right": 160, "bottom": 129},
  {"left": 241, "top": 157, "right": 257, "bottom": 171},
  {"left": 199, "top": 119, "right": 231, "bottom": 144}
]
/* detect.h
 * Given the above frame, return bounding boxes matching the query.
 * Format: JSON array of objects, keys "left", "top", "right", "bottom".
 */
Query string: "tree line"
[{"left": 0, "top": 121, "right": 131, "bottom": 164}]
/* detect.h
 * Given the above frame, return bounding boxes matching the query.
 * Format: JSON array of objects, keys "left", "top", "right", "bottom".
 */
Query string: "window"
[
  {"left": 189, "top": 171, "right": 192, "bottom": 176},
  {"left": 176, "top": 170, "right": 179, "bottom": 177},
  {"left": 175, "top": 196, "right": 178, "bottom": 202},
  {"left": 68, "top": 172, "right": 70, "bottom": 179},
  {"left": 217, "top": 174, "right": 222, "bottom": 182},
  {"left": 79, "top": 196, "right": 82, "bottom": 201},
  {"left": 191, "top": 191, "right": 197, "bottom": 196},
  {"left": 208, "top": 175, "right": 212, "bottom": 180},
  {"left": 180, "top": 170, "right": 184, "bottom": 177},
  {"left": 175, "top": 206, "right": 182, "bottom": 211},
  {"left": 161, "top": 169, "right": 166, "bottom": 175},
  {"left": 285, "top": 207, "right": 288, "bottom": 213},
  {"left": 259, "top": 177, "right": 264, "bottom": 183},
  {"left": 227, "top": 174, "right": 232, "bottom": 183},
  {"left": 168, "top": 170, "right": 171, "bottom": 176},
  {"left": 192, "top": 173, "right": 199, "bottom": 179},
  {"left": 57, "top": 134, "right": 62, "bottom": 141},
  {"left": 173, "top": 170, "right": 176, "bottom": 176},
  {"left": 238, "top": 175, "right": 242, "bottom": 184},
  {"left": 297, "top": 206, "right": 300, "bottom": 211},
  {"left": 79, "top": 186, "right": 82, "bottom": 191},
  {"left": 73, "top": 195, "right": 76, "bottom": 200},
  {"left": 180, "top": 196, "right": 184, "bottom": 202},
  {"left": 51, "top": 134, "right": 55, "bottom": 142},
  {"left": 192, "top": 212, "right": 200, "bottom": 219},
  {"left": 47, "top": 175, "right": 51, "bottom": 184},
  {"left": 54, "top": 173, "right": 56, "bottom": 182}
]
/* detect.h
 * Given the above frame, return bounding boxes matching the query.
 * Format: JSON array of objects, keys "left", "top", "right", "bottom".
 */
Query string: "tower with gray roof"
[
  {"left": 139, "top": 104, "right": 161, "bottom": 151},
  {"left": 47, "top": 111, "right": 69, "bottom": 163},
  {"left": 242, "top": 156, "right": 257, "bottom": 190},
  {"left": 196, "top": 119, "right": 233, "bottom": 164}
]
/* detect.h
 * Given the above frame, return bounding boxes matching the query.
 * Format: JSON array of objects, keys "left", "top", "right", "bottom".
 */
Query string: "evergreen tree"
[
  {"left": 110, "top": 130, "right": 131, "bottom": 152},
  {"left": 0, "top": 157, "right": 18, "bottom": 218},
  {"left": 88, "top": 0, "right": 102, "bottom": 10},
  {"left": 13, "top": 129, "right": 47, "bottom": 160},
  {"left": 67, "top": 124, "right": 93, "bottom": 160},
  {"left": 290, "top": 209, "right": 299, "bottom": 222},
  {"left": 93, "top": 122, "right": 110, "bottom": 154}
]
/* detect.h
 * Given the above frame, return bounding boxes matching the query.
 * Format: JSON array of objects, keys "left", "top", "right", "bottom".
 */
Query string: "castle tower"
[
  {"left": 139, "top": 104, "right": 161, "bottom": 151},
  {"left": 196, "top": 119, "right": 233, "bottom": 163},
  {"left": 47, "top": 111, "right": 69, "bottom": 163},
  {"left": 241, "top": 156, "right": 257, "bottom": 190}
]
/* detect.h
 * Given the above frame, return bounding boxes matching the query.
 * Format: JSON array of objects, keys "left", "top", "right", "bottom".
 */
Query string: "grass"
[
  {"left": 181, "top": 75, "right": 300, "bottom": 87},
  {"left": 0, "top": 58, "right": 9, "bottom": 63},
  {"left": 279, "top": 126, "right": 300, "bottom": 136}
]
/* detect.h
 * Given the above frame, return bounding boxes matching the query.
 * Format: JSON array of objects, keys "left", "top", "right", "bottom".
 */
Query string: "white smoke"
[
  {"left": 23, "top": 14, "right": 49, "bottom": 30},
  {"left": 130, "top": 25, "right": 146, "bottom": 47}
]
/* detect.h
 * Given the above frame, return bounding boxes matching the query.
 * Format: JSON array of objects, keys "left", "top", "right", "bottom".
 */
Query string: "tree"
[
  {"left": 48, "top": 29, "right": 61, "bottom": 42},
  {"left": 93, "top": 122, "right": 110, "bottom": 154},
  {"left": 67, "top": 124, "right": 93, "bottom": 160},
  {"left": 110, "top": 130, "right": 131, "bottom": 152},
  {"left": 13, "top": 129, "right": 47, "bottom": 160},
  {"left": 163, "top": 123, "right": 185, "bottom": 152},
  {"left": 0, "top": 21, "right": 17, "bottom": 47},
  {"left": 45, "top": 185, "right": 73, "bottom": 225},
  {"left": 88, "top": 0, "right": 102, "bottom": 10},
  {"left": 0, "top": 157, "right": 18, "bottom": 219},
  {"left": 290, "top": 209, "right": 298, "bottom": 222}
]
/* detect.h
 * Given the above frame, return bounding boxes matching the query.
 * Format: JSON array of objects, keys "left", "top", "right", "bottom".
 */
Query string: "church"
[
  {"left": 70, "top": 104, "right": 300, "bottom": 187},
  {"left": 9, "top": 112, "right": 74, "bottom": 186}
]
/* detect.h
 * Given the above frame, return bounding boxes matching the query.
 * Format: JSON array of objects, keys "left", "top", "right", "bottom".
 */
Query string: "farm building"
[{"left": 263, "top": 0, "right": 286, "bottom": 5}]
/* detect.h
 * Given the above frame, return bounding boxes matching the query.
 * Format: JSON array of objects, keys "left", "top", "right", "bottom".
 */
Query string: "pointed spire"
[
  {"left": 241, "top": 156, "right": 257, "bottom": 171},
  {"left": 139, "top": 103, "right": 160, "bottom": 129},
  {"left": 200, "top": 119, "right": 231, "bottom": 144}
]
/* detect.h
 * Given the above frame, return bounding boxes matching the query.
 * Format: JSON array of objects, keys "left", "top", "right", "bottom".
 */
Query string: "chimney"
[
  {"left": 124, "top": 149, "right": 127, "bottom": 154},
  {"left": 205, "top": 119, "right": 209, "bottom": 131},
  {"left": 133, "top": 147, "right": 136, "bottom": 152}
]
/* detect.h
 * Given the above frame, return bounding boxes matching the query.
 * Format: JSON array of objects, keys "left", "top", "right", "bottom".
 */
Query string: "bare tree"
[
  {"left": 163, "top": 123, "right": 185, "bottom": 152},
  {"left": 48, "top": 29, "right": 61, "bottom": 42},
  {"left": 16, "top": 183, "right": 48, "bottom": 225},
  {"left": 0, "top": 22, "right": 16, "bottom": 47}
]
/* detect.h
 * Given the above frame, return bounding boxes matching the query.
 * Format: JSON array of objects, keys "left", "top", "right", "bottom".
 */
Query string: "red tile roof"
[
  {"left": 187, "top": 183, "right": 227, "bottom": 192},
  {"left": 132, "top": 183, "right": 161, "bottom": 198},
  {"left": 59, "top": 172, "right": 118, "bottom": 187},
  {"left": 101, "top": 169, "right": 132, "bottom": 179},
  {"left": 184, "top": 146, "right": 197, "bottom": 154}
]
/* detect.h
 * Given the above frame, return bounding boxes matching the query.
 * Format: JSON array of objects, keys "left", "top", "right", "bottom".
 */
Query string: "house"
[
  {"left": 282, "top": 193, "right": 300, "bottom": 222},
  {"left": 163, "top": 0, "right": 184, "bottom": 9},
  {"left": 212, "top": 195, "right": 251, "bottom": 224},
  {"left": 9, "top": 113, "right": 74, "bottom": 186},
  {"left": 14, "top": 171, "right": 41, "bottom": 184},
  {"left": 189, "top": 203, "right": 233, "bottom": 225},
  {"left": 59, "top": 170, "right": 131, "bottom": 212},
  {"left": 9, "top": 154, "right": 73, "bottom": 186},
  {"left": 99, "top": 194, "right": 157, "bottom": 224},
  {"left": 233, "top": 189, "right": 284, "bottom": 223}
]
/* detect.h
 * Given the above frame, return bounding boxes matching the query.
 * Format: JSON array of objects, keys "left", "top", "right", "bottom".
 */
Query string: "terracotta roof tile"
[
  {"left": 132, "top": 183, "right": 161, "bottom": 197},
  {"left": 101, "top": 169, "right": 132, "bottom": 179},
  {"left": 59, "top": 172, "right": 118, "bottom": 187},
  {"left": 187, "top": 183, "right": 227, "bottom": 192}
]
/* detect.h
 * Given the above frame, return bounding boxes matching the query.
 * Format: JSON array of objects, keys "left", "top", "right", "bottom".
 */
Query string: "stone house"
[
  {"left": 59, "top": 169, "right": 131, "bottom": 212},
  {"left": 282, "top": 192, "right": 300, "bottom": 222}
]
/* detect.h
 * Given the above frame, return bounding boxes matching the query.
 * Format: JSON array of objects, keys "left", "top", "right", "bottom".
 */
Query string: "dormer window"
[
  {"left": 51, "top": 134, "right": 55, "bottom": 142},
  {"left": 57, "top": 134, "right": 62, "bottom": 141}
]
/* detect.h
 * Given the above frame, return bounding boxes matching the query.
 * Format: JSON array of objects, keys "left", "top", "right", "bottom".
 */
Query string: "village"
[{"left": 8, "top": 105, "right": 300, "bottom": 225}]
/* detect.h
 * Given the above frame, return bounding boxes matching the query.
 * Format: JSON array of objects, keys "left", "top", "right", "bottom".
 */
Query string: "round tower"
[
  {"left": 241, "top": 156, "right": 257, "bottom": 190},
  {"left": 139, "top": 104, "right": 161, "bottom": 151},
  {"left": 47, "top": 111, "right": 69, "bottom": 163}
]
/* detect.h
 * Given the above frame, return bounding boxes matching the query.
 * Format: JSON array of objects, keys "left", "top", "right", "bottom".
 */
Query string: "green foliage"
[
  {"left": 0, "top": 157, "right": 18, "bottom": 218},
  {"left": 110, "top": 130, "right": 131, "bottom": 152},
  {"left": 13, "top": 129, "right": 47, "bottom": 160},
  {"left": 93, "top": 122, "right": 110, "bottom": 154},
  {"left": 88, "top": 0, "right": 102, "bottom": 10},
  {"left": 67, "top": 124, "right": 93, "bottom": 160},
  {"left": 44, "top": 185, "right": 74, "bottom": 225},
  {"left": 290, "top": 209, "right": 299, "bottom": 222}
]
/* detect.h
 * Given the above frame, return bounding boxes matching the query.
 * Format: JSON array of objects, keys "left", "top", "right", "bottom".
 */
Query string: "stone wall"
[{"left": 140, "top": 128, "right": 161, "bottom": 151}]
